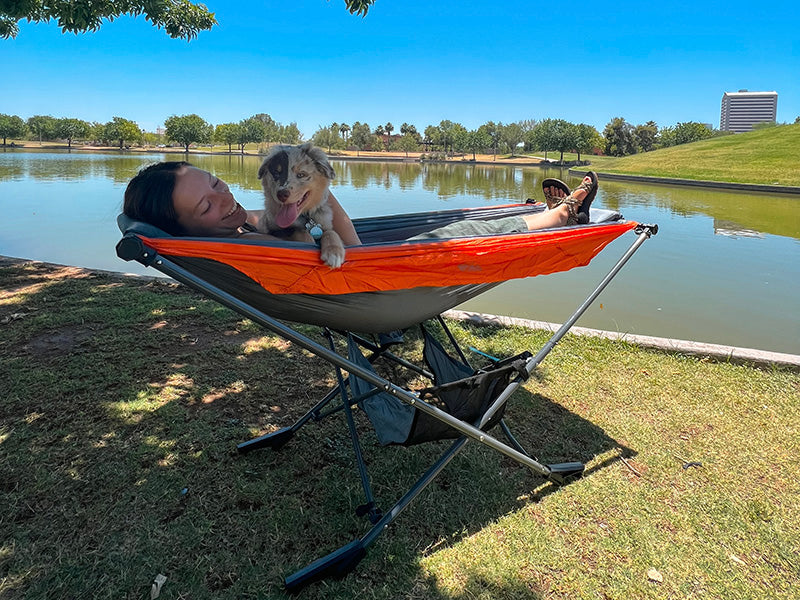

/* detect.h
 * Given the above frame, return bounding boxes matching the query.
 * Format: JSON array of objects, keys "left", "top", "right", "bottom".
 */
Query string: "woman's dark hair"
[{"left": 123, "top": 161, "right": 192, "bottom": 235}]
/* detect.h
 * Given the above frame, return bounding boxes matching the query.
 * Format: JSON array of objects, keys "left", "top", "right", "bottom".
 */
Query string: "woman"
[{"left": 123, "top": 161, "right": 597, "bottom": 243}]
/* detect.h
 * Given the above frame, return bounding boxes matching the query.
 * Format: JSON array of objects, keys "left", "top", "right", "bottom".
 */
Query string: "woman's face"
[{"left": 172, "top": 166, "right": 248, "bottom": 236}]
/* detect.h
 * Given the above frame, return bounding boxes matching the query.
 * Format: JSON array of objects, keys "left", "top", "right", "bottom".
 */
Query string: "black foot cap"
[
  {"left": 284, "top": 540, "right": 366, "bottom": 594},
  {"left": 546, "top": 461, "right": 585, "bottom": 485},
  {"left": 237, "top": 426, "right": 293, "bottom": 453}
]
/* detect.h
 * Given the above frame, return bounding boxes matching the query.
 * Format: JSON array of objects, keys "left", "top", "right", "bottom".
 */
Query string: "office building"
[{"left": 720, "top": 90, "right": 778, "bottom": 133}]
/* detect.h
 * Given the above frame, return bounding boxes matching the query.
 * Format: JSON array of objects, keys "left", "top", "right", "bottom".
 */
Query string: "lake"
[{"left": 1, "top": 149, "right": 798, "bottom": 354}]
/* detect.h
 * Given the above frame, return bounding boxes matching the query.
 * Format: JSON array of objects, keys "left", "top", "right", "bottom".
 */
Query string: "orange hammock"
[{"left": 138, "top": 221, "right": 636, "bottom": 296}]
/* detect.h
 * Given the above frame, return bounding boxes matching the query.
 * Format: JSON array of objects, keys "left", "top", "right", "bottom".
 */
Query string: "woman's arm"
[{"left": 244, "top": 209, "right": 264, "bottom": 228}]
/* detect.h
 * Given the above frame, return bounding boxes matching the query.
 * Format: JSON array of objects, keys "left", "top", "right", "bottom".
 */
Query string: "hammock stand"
[{"left": 116, "top": 203, "right": 657, "bottom": 592}]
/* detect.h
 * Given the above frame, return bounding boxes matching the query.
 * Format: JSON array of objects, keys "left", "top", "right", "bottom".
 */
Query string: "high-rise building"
[{"left": 720, "top": 90, "right": 778, "bottom": 133}]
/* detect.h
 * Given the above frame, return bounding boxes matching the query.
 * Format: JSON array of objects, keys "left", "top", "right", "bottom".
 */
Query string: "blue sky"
[{"left": 4, "top": 0, "right": 798, "bottom": 138}]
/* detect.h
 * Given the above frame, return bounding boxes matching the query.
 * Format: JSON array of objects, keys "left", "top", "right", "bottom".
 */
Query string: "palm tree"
[
  {"left": 384, "top": 122, "right": 394, "bottom": 151},
  {"left": 339, "top": 123, "right": 350, "bottom": 142}
]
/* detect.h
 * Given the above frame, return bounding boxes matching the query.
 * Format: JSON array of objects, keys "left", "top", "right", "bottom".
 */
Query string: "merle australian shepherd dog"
[{"left": 257, "top": 143, "right": 345, "bottom": 268}]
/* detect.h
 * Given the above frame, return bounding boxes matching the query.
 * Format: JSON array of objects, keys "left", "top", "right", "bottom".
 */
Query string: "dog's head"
[{"left": 258, "top": 144, "right": 335, "bottom": 229}]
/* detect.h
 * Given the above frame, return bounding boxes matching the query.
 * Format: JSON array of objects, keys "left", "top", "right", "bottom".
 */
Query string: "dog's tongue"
[{"left": 275, "top": 203, "right": 300, "bottom": 229}]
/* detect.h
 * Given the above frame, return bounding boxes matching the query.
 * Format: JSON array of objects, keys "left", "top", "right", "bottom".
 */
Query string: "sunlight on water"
[{"left": 1, "top": 150, "right": 798, "bottom": 354}]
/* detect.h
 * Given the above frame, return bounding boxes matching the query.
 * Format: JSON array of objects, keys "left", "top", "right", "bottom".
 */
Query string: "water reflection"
[
  {"left": 1, "top": 150, "right": 798, "bottom": 353},
  {"left": 601, "top": 181, "right": 800, "bottom": 240},
  {"left": 3, "top": 150, "right": 796, "bottom": 241}
]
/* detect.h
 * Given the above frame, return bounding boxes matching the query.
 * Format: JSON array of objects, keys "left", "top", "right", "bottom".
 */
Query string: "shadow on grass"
[{"left": 0, "top": 260, "right": 633, "bottom": 599}]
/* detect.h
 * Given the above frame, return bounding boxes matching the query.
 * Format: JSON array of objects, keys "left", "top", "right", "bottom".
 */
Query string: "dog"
[{"left": 257, "top": 143, "right": 345, "bottom": 268}]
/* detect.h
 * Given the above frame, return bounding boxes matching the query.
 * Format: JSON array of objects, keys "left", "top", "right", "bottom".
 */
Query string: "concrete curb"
[
  {"left": 568, "top": 169, "right": 800, "bottom": 195},
  {"left": 444, "top": 310, "right": 800, "bottom": 369}
]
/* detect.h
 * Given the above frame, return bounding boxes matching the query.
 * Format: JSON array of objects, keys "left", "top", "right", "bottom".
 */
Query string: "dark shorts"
[{"left": 408, "top": 216, "right": 529, "bottom": 240}]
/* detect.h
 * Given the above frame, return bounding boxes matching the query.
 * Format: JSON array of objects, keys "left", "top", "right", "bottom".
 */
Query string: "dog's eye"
[{"left": 296, "top": 171, "right": 307, "bottom": 179}]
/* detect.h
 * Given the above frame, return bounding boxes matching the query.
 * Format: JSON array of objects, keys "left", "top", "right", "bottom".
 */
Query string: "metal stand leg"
[{"left": 323, "top": 330, "right": 382, "bottom": 524}]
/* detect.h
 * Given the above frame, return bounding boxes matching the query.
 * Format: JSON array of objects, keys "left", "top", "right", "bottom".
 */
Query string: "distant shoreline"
[
  {"left": 5, "top": 143, "right": 800, "bottom": 194},
  {"left": 1, "top": 142, "right": 573, "bottom": 168}
]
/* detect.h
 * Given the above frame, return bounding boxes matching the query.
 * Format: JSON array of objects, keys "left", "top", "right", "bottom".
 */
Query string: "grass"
[
  {"left": 1, "top": 260, "right": 799, "bottom": 599},
  {"left": 587, "top": 124, "right": 800, "bottom": 186}
]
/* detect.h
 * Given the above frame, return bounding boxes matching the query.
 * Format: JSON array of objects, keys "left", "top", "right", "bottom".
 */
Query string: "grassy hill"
[{"left": 589, "top": 123, "right": 800, "bottom": 186}]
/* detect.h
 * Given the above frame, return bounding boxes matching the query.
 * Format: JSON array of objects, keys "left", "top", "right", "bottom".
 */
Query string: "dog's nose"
[{"left": 277, "top": 189, "right": 290, "bottom": 202}]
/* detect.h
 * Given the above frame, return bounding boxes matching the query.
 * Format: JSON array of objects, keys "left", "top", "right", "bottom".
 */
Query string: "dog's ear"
[
  {"left": 258, "top": 149, "right": 289, "bottom": 184},
  {"left": 302, "top": 144, "right": 335, "bottom": 181}
]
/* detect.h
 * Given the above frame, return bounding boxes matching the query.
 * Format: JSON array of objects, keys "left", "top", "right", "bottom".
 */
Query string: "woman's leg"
[
  {"left": 521, "top": 203, "right": 571, "bottom": 229},
  {"left": 524, "top": 174, "right": 595, "bottom": 230},
  {"left": 409, "top": 174, "right": 597, "bottom": 240}
]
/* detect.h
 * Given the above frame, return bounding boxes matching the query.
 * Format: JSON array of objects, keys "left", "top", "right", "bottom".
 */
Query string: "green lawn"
[
  {"left": 591, "top": 124, "right": 800, "bottom": 186},
  {"left": 2, "top": 260, "right": 798, "bottom": 599}
]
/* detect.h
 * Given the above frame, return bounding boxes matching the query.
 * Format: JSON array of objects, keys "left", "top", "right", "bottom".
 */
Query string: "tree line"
[
  {"left": 1, "top": 1, "right": 376, "bottom": 40},
  {"left": 1, "top": 111, "right": 788, "bottom": 160},
  {"left": 0, "top": 113, "right": 304, "bottom": 153}
]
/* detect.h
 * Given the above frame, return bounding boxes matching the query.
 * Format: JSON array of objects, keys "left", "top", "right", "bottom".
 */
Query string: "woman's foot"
[
  {"left": 550, "top": 172, "right": 598, "bottom": 225},
  {"left": 542, "top": 178, "right": 571, "bottom": 209}
]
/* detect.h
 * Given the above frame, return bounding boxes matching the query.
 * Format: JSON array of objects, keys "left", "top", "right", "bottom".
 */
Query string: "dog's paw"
[
  {"left": 319, "top": 231, "right": 346, "bottom": 269},
  {"left": 320, "top": 245, "right": 345, "bottom": 269}
]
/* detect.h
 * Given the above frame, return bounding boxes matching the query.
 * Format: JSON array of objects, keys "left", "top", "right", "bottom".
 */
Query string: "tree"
[
  {"left": 795, "top": 116, "right": 800, "bottom": 124},
  {"left": 528, "top": 118, "right": 558, "bottom": 159},
  {"left": 1, "top": 1, "right": 217, "bottom": 40},
  {"left": 87, "top": 122, "right": 106, "bottom": 144},
  {"left": 603, "top": 117, "right": 635, "bottom": 156},
  {"left": 633, "top": 121, "right": 658, "bottom": 153},
  {"left": 339, "top": 122, "right": 350, "bottom": 141},
  {"left": 500, "top": 122, "right": 525, "bottom": 157},
  {"left": 384, "top": 122, "right": 394, "bottom": 150},
  {"left": 550, "top": 119, "right": 577, "bottom": 163},
  {"left": 237, "top": 116, "right": 266, "bottom": 153},
  {"left": 573, "top": 123, "right": 602, "bottom": 162},
  {"left": 671, "top": 121, "right": 712, "bottom": 145},
  {"left": 165, "top": 114, "right": 212, "bottom": 152},
  {"left": 373, "top": 125, "right": 386, "bottom": 150},
  {"left": 104, "top": 117, "right": 141, "bottom": 149},
  {"left": 277, "top": 122, "right": 302, "bottom": 144},
  {"left": 463, "top": 129, "right": 491, "bottom": 160},
  {"left": 450, "top": 123, "right": 469, "bottom": 154},
  {"left": 2, "top": 1, "right": 379, "bottom": 40},
  {"left": 215, "top": 123, "right": 242, "bottom": 153},
  {"left": 350, "top": 121, "right": 372, "bottom": 155},
  {"left": 478, "top": 121, "right": 501, "bottom": 160},
  {"left": 340, "top": 0, "right": 377, "bottom": 16},
  {"left": 659, "top": 121, "right": 712, "bottom": 147},
  {"left": 26, "top": 115, "right": 55, "bottom": 144},
  {"left": 399, "top": 122, "right": 417, "bottom": 138},
  {"left": 423, "top": 125, "right": 438, "bottom": 152},
  {"left": 312, "top": 123, "right": 343, "bottom": 152},
  {"left": 54, "top": 117, "right": 90, "bottom": 149},
  {"left": 251, "top": 113, "right": 277, "bottom": 149},
  {"left": 396, "top": 133, "right": 419, "bottom": 157},
  {"left": 142, "top": 131, "right": 164, "bottom": 147},
  {"left": 0, "top": 113, "right": 26, "bottom": 145}
]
